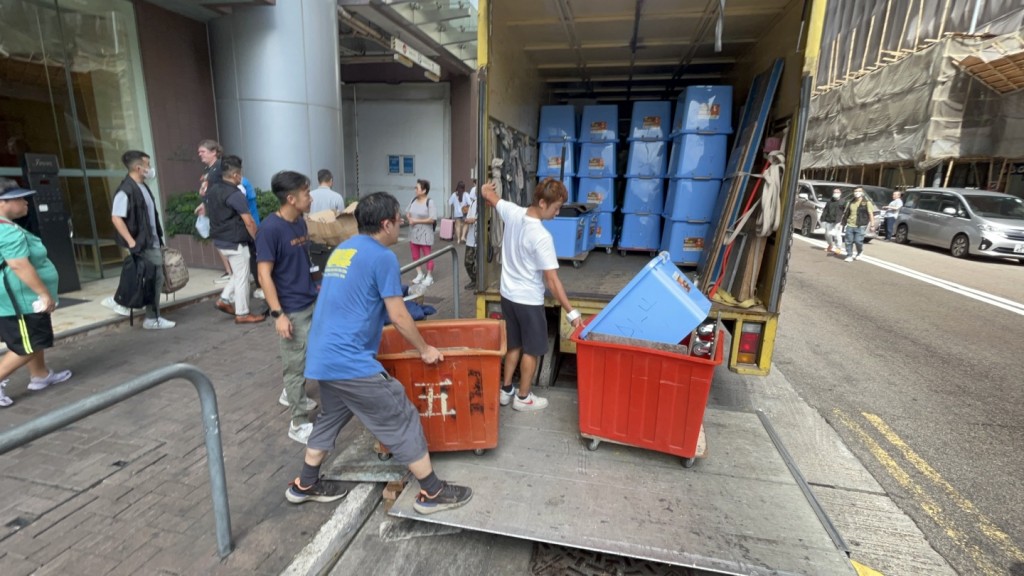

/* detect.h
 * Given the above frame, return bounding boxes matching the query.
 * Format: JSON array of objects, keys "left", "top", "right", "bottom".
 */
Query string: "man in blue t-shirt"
[
  {"left": 256, "top": 171, "right": 320, "bottom": 444},
  {"left": 284, "top": 191, "right": 473, "bottom": 516}
]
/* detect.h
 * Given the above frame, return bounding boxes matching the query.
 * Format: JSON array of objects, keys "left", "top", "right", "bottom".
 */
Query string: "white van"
[{"left": 894, "top": 188, "right": 1024, "bottom": 262}]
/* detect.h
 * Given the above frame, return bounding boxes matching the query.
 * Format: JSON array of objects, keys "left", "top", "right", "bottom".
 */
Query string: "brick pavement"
[{"left": 0, "top": 239, "right": 477, "bottom": 575}]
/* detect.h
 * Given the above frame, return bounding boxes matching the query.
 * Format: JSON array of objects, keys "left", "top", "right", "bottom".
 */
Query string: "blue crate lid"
[
  {"left": 539, "top": 105, "right": 578, "bottom": 142},
  {"left": 580, "top": 251, "right": 711, "bottom": 343},
  {"left": 671, "top": 85, "right": 734, "bottom": 136},
  {"left": 627, "top": 101, "right": 673, "bottom": 141},
  {"left": 580, "top": 105, "right": 620, "bottom": 142}
]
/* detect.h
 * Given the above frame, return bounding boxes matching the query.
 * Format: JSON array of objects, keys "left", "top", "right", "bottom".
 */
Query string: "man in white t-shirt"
[
  {"left": 480, "top": 178, "right": 582, "bottom": 411},
  {"left": 310, "top": 169, "right": 344, "bottom": 215}
]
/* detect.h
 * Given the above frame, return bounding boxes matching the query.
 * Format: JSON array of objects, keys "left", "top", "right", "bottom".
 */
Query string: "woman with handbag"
[
  {"left": 0, "top": 181, "right": 72, "bottom": 407},
  {"left": 448, "top": 181, "right": 469, "bottom": 244},
  {"left": 405, "top": 179, "right": 437, "bottom": 286}
]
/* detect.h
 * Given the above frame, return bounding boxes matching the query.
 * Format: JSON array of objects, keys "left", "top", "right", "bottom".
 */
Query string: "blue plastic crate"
[
  {"left": 576, "top": 178, "right": 615, "bottom": 212},
  {"left": 593, "top": 211, "right": 616, "bottom": 247},
  {"left": 579, "top": 251, "right": 712, "bottom": 344},
  {"left": 580, "top": 105, "right": 619, "bottom": 142},
  {"left": 625, "top": 140, "right": 669, "bottom": 178},
  {"left": 577, "top": 142, "right": 617, "bottom": 177},
  {"left": 542, "top": 205, "right": 591, "bottom": 260},
  {"left": 667, "top": 134, "right": 727, "bottom": 179},
  {"left": 539, "top": 105, "right": 577, "bottom": 142},
  {"left": 583, "top": 210, "right": 597, "bottom": 252},
  {"left": 622, "top": 178, "right": 665, "bottom": 214},
  {"left": 663, "top": 178, "right": 720, "bottom": 222},
  {"left": 537, "top": 142, "right": 577, "bottom": 177},
  {"left": 537, "top": 176, "right": 576, "bottom": 204},
  {"left": 661, "top": 221, "right": 709, "bottom": 266},
  {"left": 619, "top": 213, "right": 662, "bottom": 251},
  {"left": 627, "top": 101, "right": 673, "bottom": 141},
  {"left": 672, "top": 85, "right": 733, "bottom": 136}
]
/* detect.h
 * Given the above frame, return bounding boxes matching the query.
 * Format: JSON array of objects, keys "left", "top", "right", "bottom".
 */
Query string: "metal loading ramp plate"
[{"left": 389, "top": 388, "right": 856, "bottom": 576}]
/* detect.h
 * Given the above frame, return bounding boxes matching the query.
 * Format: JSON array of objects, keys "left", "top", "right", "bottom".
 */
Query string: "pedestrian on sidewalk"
[
  {"left": 236, "top": 160, "right": 263, "bottom": 300},
  {"left": 197, "top": 139, "right": 231, "bottom": 285},
  {"left": 0, "top": 179, "right": 72, "bottom": 407},
  {"left": 882, "top": 191, "right": 903, "bottom": 241},
  {"left": 480, "top": 178, "right": 582, "bottom": 412},
  {"left": 257, "top": 171, "right": 320, "bottom": 444},
  {"left": 109, "top": 150, "right": 175, "bottom": 329},
  {"left": 842, "top": 187, "right": 876, "bottom": 262},
  {"left": 820, "top": 188, "right": 845, "bottom": 256},
  {"left": 310, "top": 169, "right": 344, "bottom": 215},
  {"left": 206, "top": 155, "right": 264, "bottom": 324},
  {"left": 288, "top": 191, "right": 473, "bottom": 515},
  {"left": 449, "top": 180, "right": 469, "bottom": 243},
  {"left": 463, "top": 190, "right": 479, "bottom": 289},
  {"left": 405, "top": 179, "right": 437, "bottom": 286}
]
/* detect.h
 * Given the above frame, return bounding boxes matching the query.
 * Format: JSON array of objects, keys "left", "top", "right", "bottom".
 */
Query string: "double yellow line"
[{"left": 833, "top": 409, "right": 1024, "bottom": 575}]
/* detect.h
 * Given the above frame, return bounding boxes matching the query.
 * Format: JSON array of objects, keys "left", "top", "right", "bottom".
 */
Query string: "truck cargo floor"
[{"left": 388, "top": 387, "right": 856, "bottom": 576}]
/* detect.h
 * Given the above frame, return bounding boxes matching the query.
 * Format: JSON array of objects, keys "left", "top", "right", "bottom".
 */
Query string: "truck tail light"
[{"left": 737, "top": 323, "right": 763, "bottom": 365}]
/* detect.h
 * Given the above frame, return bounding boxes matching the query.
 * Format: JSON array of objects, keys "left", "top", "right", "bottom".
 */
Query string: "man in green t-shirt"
[{"left": 841, "top": 187, "right": 876, "bottom": 262}]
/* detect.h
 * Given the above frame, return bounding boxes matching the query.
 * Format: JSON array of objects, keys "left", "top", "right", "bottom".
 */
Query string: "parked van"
[
  {"left": 792, "top": 180, "right": 889, "bottom": 239},
  {"left": 894, "top": 188, "right": 1024, "bottom": 262}
]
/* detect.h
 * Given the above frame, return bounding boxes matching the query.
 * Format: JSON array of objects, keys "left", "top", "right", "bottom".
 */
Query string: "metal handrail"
[
  {"left": 401, "top": 243, "right": 461, "bottom": 318},
  {"left": 0, "top": 363, "right": 233, "bottom": 558}
]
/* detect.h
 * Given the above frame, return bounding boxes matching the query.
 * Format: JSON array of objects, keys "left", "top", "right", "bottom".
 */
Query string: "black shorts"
[
  {"left": 0, "top": 313, "right": 54, "bottom": 356},
  {"left": 500, "top": 296, "right": 548, "bottom": 357}
]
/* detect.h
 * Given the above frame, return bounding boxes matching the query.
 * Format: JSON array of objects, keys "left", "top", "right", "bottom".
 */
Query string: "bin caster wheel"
[
  {"left": 377, "top": 452, "right": 393, "bottom": 461},
  {"left": 605, "top": 247, "right": 612, "bottom": 255},
  {"left": 572, "top": 261, "right": 581, "bottom": 269},
  {"left": 682, "top": 457, "right": 696, "bottom": 468},
  {"left": 587, "top": 439, "right": 601, "bottom": 451},
  {"left": 473, "top": 449, "right": 486, "bottom": 456}
]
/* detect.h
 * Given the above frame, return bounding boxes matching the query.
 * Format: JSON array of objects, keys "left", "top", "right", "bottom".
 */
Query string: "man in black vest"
[
  {"left": 109, "top": 150, "right": 175, "bottom": 329},
  {"left": 206, "top": 155, "right": 265, "bottom": 324}
]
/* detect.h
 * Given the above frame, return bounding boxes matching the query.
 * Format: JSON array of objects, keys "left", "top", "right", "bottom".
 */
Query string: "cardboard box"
[{"left": 306, "top": 202, "right": 358, "bottom": 247}]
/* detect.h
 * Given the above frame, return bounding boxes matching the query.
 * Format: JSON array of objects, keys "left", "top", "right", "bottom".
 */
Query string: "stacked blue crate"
[
  {"left": 662, "top": 86, "right": 733, "bottom": 265},
  {"left": 537, "top": 105, "right": 578, "bottom": 255},
  {"left": 577, "top": 105, "right": 619, "bottom": 252},
  {"left": 621, "top": 101, "right": 672, "bottom": 254}
]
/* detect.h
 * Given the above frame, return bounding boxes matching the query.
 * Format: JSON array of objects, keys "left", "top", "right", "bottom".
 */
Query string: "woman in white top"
[
  {"left": 405, "top": 179, "right": 437, "bottom": 286},
  {"left": 448, "top": 181, "right": 469, "bottom": 243}
]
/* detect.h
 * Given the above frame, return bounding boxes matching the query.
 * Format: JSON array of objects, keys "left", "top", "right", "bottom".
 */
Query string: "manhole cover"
[{"left": 530, "top": 542, "right": 695, "bottom": 576}]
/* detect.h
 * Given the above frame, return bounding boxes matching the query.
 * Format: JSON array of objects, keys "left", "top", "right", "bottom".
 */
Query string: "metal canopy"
[
  {"left": 388, "top": 388, "right": 856, "bottom": 576},
  {"left": 501, "top": 0, "right": 796, "bottom": 102}
]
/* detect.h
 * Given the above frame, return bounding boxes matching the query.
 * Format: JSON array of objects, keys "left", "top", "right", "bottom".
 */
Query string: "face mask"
[
  {"left": 854, "top": 192, "right": 863, "bottom": 199},
  {"left": 144, "top": 167, "right": 156, "bottom": 180},
  {"left": 832, "top": 193, "right": 841, "bottom": 200}
]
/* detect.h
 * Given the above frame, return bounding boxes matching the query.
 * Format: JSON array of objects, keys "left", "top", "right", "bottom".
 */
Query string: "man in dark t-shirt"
[
  {"left": 206, "top": 155, "right": 263, "bottom": 324},
  {"left": 256, "top": 171, "right": 320, "bottom": 444}
]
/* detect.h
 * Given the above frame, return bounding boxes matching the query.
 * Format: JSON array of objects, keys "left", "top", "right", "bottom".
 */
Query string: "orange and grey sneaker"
[{"left": 413, "top": 482, "right": 473, "bottom": 515}]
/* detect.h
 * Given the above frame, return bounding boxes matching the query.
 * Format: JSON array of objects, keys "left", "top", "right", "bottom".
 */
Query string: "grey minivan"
[
  {"left": 792, "top": 180, "right": 888, "bottom": 239},
  {"left": 894, "top": 188, "right": 1024, "bottom": 263}
]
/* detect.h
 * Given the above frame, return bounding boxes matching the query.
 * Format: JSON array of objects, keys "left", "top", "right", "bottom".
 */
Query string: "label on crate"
[
  {"left": 590, "top": 121, "right": 607, "bottom": 133},
  {"left": 547, "top": 156, "right": 563, "bottom": 169},
  {"left": 697, "top": 102, "right": 722, "bottom": 120},
  {"left": 683, "top": 237, "right": 705, "bottom": 251},
  {"left": 588, "top": 157, "right": 605, "bottom": 169},
  {"left": 673, "top": 271, "right": 694, "bottom": 293},
  {"left": 587, "top": 192, "right": 605, "bottom": 203},
  {"left": 576, "top": 219, "right": 585, "bottom": 240},
  {"left": 642, "top": 116, "right": 662, "bottom": 128}
]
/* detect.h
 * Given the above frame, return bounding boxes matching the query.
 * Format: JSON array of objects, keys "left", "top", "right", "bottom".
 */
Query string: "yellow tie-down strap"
[{"left": 710, "top": 289, "right": 761, "bottom": 309}]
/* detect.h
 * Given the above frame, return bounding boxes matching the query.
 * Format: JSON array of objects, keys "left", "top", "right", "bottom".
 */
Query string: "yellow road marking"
[
  {"left": 832, "top": 409, "right": 1004, "bottom": 575},
  {"left": 862, "top": 412, "right": 1024, "bottom": 564}
]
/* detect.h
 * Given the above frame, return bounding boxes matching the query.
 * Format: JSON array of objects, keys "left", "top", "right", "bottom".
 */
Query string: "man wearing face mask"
[
  {"left": 841, "top": 187, "right": 876, "bottom": 262},
  {"left": 108, "top": 150, "right": 175, "bottom": 329},
  {"left": 819, "top": 188, "right": 846, "bottom": 256}
]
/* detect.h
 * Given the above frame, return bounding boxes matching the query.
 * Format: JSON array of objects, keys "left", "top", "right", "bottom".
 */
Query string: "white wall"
[{"left": 342, "top": 83, "right": 451, "bottom": 212}]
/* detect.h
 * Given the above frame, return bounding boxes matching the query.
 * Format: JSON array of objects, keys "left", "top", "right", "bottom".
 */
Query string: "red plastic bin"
[
  {"left": 570, "top": 319, "right": 723, "bottom": 459},
  {"left": 377, "top": 319, "right": 506, "bottom": 453}
]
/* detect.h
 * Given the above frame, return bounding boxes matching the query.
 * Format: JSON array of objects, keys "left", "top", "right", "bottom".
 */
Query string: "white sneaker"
[
  {"left": 254, "top": 288, "right": 265, "bottom": 300},
  {"left": 421, "top": 273, "right": 435, "bottom": 287},
  {"left": 499, "top": 386, "right": 515, "bottom": 407},
  {"left": 214, "top": 273, "right": 231, "bottom": 285},
  {"left": 143, "top": 317, "right": 176, "bottom": 330},
  {"left": 28, "top": 369, "right": 73, "bottom": 391},
  {"left": 512, "top": 392, "right": 549, "bottom": 412},
  {"left": 412, "top": 271, "right": 425, "bottom": 284},
  {"left": 101, "top": 296, "right": 131, "bottom": 317},
  {"left": 279, "top": 389, "right": 318, "bottom": 411},
  {"left": 289, "top": 422, "right": 313, "bottom": 444},
  {"left": 853, "top": 252, "right": 863, "bottom": 261},
  {"left": 0, "top": 379, "right": 11, "bottom": 407},
  {"left": 843, "top": 256, "right": 854, "bottom": 262}
]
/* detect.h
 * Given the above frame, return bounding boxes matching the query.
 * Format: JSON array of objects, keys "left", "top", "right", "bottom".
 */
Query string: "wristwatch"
[{"left": 270, "top": 309, "right": 284, "bottom": 318}]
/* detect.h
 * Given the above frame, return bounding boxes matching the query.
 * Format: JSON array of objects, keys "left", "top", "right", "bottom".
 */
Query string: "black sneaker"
[
  {"left": 285, "top": 477, "right": 349, "bottom": 504},
  {"left": 413, "top": 482, "right": 473, "bottom": 515}
]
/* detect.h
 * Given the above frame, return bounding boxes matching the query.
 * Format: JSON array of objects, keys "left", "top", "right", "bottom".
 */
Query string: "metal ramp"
[{"left": 387, "top": 387, "right": 856, "bottom": 576}]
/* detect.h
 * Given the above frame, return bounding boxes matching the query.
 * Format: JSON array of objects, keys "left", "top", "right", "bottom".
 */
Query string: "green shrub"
[
  {"left": 163, "top": 190, "right": 204, "bottom": 240},
  {"left": 256, "top": 189, "right": 280, "bottom": 220}
]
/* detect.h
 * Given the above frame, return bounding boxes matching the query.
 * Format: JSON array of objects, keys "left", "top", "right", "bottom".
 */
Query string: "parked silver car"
[
  {"left": 792, "top": 180, "right": 888, "bottom": 240},
  {"left": 894, "top": 188, "right": 1024, "bottom": 263}
]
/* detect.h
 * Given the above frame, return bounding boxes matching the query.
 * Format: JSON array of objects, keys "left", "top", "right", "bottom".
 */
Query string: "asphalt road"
[{"left": 777, "top": 233, "right": 1024, "bottom": 576}]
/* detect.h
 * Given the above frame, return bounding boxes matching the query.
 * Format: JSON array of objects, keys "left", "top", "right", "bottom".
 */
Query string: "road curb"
[{"left": 280, "top": 483, "right": 383, "bottom": 576}]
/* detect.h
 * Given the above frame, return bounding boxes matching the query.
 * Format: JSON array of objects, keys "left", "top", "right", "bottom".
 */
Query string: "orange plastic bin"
[
  {"left": 570, "top": 319, "right": 723, "bottom": 465},
  {"left": 377, "top": 319, "right": 506, "bottom": 454}
]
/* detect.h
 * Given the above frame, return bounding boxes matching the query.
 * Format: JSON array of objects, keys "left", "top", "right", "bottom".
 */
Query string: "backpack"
[
  {"left": 114, "top": 253, "right": 157, "bottom": 315},
  {"left": 161, "top": 247, "right": 189, "bottom": 294}
]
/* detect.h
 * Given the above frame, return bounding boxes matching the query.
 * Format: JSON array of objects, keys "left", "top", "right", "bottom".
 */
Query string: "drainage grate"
[
  {"left": 530, "top": 542, "right": 695, "bottom": 576},
  {"left": 6, "top": 516, "right": 33, "bottom": 530}
]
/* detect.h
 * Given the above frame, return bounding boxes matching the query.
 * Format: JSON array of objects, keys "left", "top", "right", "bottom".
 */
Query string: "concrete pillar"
[{"left": 208, "top": 0, "right": 343, "bottom": 191}]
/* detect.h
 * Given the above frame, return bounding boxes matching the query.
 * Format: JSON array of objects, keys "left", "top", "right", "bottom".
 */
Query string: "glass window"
[{"left": 917, "top": 193, "right": 941, "bottom": 213}]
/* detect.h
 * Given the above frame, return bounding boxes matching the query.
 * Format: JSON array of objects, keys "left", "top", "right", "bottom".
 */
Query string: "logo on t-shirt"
[{"left": 326, "top": 248, "right": 356, "bottom": 278}]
